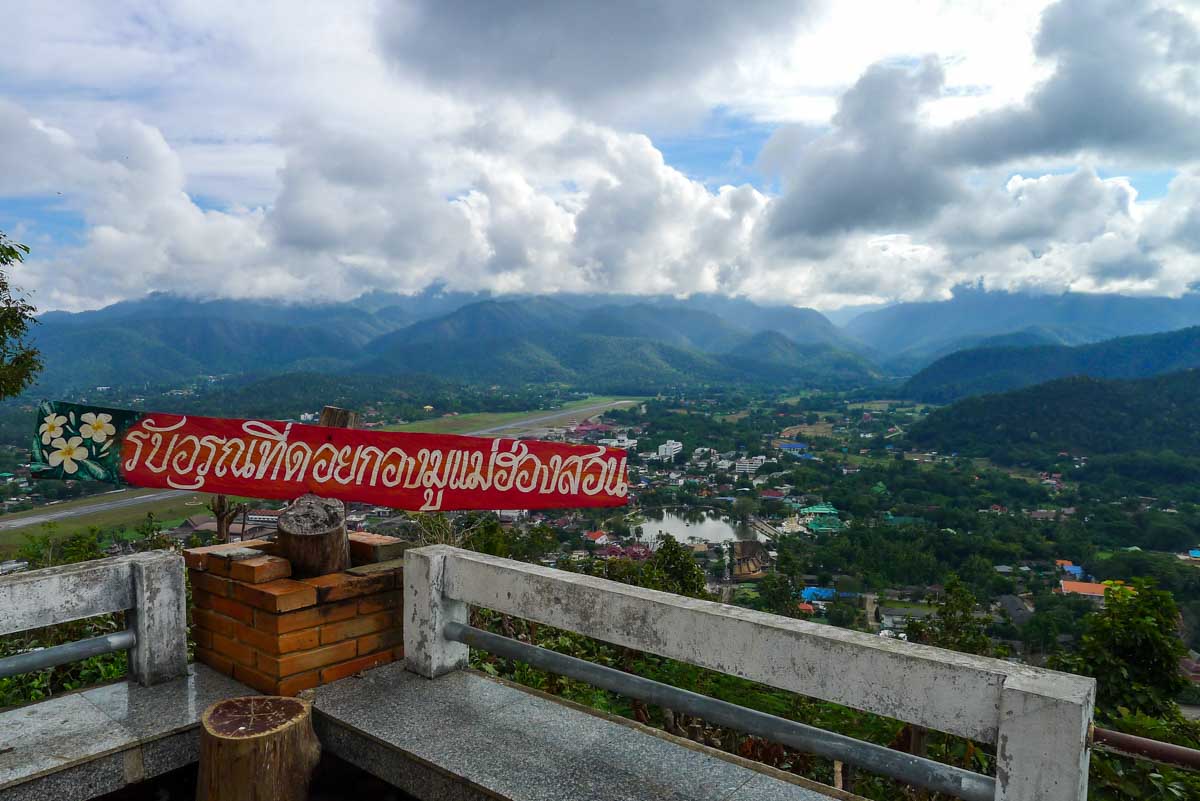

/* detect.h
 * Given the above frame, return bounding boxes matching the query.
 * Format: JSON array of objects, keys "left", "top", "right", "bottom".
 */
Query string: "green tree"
[
  {"left": 906, "top": 577, "right": 995, "bottom": 656},
  {"left": 1051, "top": 580, "right": 1188, "bottom": 719},
  {"left": 757, "top": 572, "right": 796, "bottom": 617},
  {"left": 0, "top": 231, "right": 40, "bottom": 398}
]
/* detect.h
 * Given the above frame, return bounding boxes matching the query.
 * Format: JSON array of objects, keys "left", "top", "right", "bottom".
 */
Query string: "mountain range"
[
  {"left": 845, "top": 286, "right": 1200, "bottom": 373},
  {"left": 24, "top": 287, "right": 1200, "bottom": 396},
  {"left": 904, "top": 326, "right": 1200, "bottom": 403},
  {"left": 27, "top": 294, "right": 877, "bottom": 394}
]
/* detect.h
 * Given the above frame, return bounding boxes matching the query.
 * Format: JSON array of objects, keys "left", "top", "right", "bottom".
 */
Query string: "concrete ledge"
[
  {"left": 313, "top": 663, "right": 854, "bottom": 801},
  {"left": 0, "top": 664, "right": 252, "bottom": 800}
]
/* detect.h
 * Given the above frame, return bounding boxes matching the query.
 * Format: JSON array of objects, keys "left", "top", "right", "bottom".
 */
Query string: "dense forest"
[{"left": 908, "top": 370, "right": 1200, "bottom": 465}]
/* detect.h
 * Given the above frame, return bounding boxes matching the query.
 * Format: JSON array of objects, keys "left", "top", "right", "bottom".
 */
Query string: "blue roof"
[
  {"left": 1063, "top": 565, "right": 1083, "bottom": 577},
  {"left": 801, "top": 587, "right": 836, "bottom": 601},
  {"left": 779, "top": 443, "right": 808, "bottom": 450},
  {"left": 1189, "top": 549, "right": 1200, "bottom": 559}
]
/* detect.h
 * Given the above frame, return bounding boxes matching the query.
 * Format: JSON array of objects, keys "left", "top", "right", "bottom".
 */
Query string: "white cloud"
[{"left": 0, "top": 0, "right": 1197, "bottom": 313}]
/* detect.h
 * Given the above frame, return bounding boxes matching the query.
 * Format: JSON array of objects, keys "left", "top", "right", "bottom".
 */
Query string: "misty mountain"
[
  {"left": 903, "top": 326, "right": 1200, "bottom": 403},
  {"left": 846, "top": 287, "right": 1200, "bottom": 369},
  {"left": 29, "top": 294, "right": 877, "bottom": 394},
  {"left": 364, "top": 300, "right": 879, "bottom": 391}
]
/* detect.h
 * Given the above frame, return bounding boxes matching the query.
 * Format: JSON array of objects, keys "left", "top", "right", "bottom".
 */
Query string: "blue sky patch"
[
  {"left": 655, "top": 108, "right": 777, "bottom": 191},
  {"left": 0, "top": 195, "right": 85, "bottom": 249}
]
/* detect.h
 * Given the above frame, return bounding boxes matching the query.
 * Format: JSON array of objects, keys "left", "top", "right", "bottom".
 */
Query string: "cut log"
[
  {"left": 196, "top": 696, "right": 320, "bottom": 801},
  {"left": 276, "top": 493, "right": 350, "bottom": 578}
]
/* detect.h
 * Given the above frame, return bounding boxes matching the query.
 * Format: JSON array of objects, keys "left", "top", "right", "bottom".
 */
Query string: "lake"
[{"left": 636, "top": 511, "right": 760, "bottom": 544}]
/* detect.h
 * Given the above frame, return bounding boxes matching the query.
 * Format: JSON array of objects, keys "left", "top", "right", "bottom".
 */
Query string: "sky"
[{"left": 1, "top": 0, "right": 1198, "bottom": 312}]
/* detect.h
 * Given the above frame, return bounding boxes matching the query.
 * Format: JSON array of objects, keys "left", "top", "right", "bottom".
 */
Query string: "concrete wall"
[
  {"left": 405, "top": 546, "right": 1095, "bottom": 801},
  {"left": 0, "top": 551, "right": 188, "bottom": 686}
]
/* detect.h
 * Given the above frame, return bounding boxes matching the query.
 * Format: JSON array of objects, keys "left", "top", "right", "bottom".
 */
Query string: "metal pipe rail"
[
  {"left": 445, "top": 621, "right": 995, "bottom": 801},
  {"left": 0, "top": 551, "right": 187, "bottom": 686},
  {"left": 1093, "top": 726, "right": 1200, "bottom": 771},
  {"left": 0, "top": 630, "right": 136, "bottom": 679},
  {"left": 405, "top": 546, "right": 1098, "bottom": 801}
]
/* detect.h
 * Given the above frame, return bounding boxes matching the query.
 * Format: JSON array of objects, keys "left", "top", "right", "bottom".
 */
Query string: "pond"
[{"left": 635, "top": 511, "right": 760, "bottom": 544}]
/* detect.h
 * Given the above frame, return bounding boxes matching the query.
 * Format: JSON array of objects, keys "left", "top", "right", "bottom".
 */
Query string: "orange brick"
[
  {"left": 190, "top": 570, "right": 232, "bottom": 597},
  {"left": 348, "top": 532, "right": 410, "bottom": 565},
  {"left": 211, "top": 633, "right": 255, "bottom": 667},
  {"left": 204, "top": 548, "right": 265, "bottom": 578},
  {"left": 301, "top": 572, "right": 392, "bottom": 602},
  {"left": 193, "top": 627, "right": 213, "bottom": 649},
  {"left": 257, "top": 640, "right": 356, "bottom": 678},
  {"left": 320, "top": 650, "right": 393, "bottom": 684},
  {"left": 233, "top": 579, "right": 317, "bottom": 613},
  {"left": 195, "top": 647, "right": 233, "bottom": 676},
  {"left": 209, "top": 594, "right": 255, "bottom": 625},
  {"left": 184, "top": 539, "right": 272, "bottom": 570},
  {"left": 356, "top": 627, "right": 403, "bottom": 656},
  {"left": 230, "top": 555, "right": 291, "bottom": 584},
  {"left": 235, "top": 621, "right": 319, "bottom": 655},
  {"left": 357, "top": 590, "right": 401, "bottom": 615},
  {"left": 193, "top": 588, "right": 213, "bottom": 610},
  {"left": 276, "top": 670, "right": 321, "bottom": 697},
  {"left": 194, "top": 608, "right": 238, "bottom": 638},
  {"left": 392, "top": 644, "right": 404, "bottom": 660},
  {"left": 233, "top": 662, "right": 279, "bottom": 694},
  {"left": 319, "top": 611, "right": 393, "bottom": 646},
  {"left": 254, "top": 599, "right": 358, "bottom": 634}
]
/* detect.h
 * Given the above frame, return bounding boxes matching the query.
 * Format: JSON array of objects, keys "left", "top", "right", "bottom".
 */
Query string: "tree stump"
[
  {"left": 277, "top": 493, "right": 350, "bottom": 578},
  {"left": 196, "top": 696, "right": 320, "bottom": 801}
]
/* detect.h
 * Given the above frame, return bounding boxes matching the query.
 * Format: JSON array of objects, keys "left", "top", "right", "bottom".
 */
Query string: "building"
[
  {"left": 657, "top": 440, "right": 683, "bottom": 460},
  {"left": 584, "top": 530, "right": 609, "bottom": 547},
  {"left": 1058, "top": 580, "right": 1110, "bottom": 605},
  {"left": 735, "top": 455, "right": 767, "bottom": 474},
  {"left": 246, "top": 508, "right": 281, "bottom": 528}
]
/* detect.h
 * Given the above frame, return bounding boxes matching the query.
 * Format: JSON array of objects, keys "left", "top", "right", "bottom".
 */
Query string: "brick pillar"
[{"left": 184, "top": 533, "right": 407, "bottom": 696}]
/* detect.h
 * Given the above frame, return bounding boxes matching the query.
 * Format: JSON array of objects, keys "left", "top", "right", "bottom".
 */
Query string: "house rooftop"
[{"left": 1059, "top": 580, "right": 1109, "bottom": 597}]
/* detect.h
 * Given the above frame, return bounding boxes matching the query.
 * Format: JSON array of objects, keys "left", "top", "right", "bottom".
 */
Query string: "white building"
[
  {"left": 657, "top": 440, "right": 683, "bottom": 460},
  {"left": 735, "top": 456, "right": 767, "bottom": 474},
  {"left": 599, "top": 435, "right": 639, "bottom": 449}
]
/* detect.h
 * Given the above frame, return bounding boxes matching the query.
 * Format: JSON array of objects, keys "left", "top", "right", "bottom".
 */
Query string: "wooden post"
[
  {"left": 277, "top": 493, "right": 350, "bottom": 578},
  {"left": 318, "top": 405, "right": 359, "bottom": 428},
  {"left": 196, "top": 696, "right": 320, "bottom": 801}
]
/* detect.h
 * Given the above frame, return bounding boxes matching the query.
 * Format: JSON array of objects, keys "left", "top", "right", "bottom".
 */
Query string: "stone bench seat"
[
  {"left": 313, "top": 663, "right": 850, "bottom": 801},
  {"left": 0, "top": 664, "right": 251, "bottom": 801}
]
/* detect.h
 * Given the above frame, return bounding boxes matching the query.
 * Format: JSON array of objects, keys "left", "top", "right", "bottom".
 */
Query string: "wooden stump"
[
  {"left": 196, "top": 696, "right": 320, "bottom": 801},
  {"left": 277, "top": 493, "right": 350, "bottom": 578}
]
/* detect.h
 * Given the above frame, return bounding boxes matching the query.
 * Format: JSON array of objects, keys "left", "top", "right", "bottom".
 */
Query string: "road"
[
  {"left": 0, "top": 399, "right": 637, "bottom": 530},
  {"left": 465, "top": 399, "right": 637, "bottom": 435},
  {"left": 0, "top": 489, "right": 192, "bottom": 530}
]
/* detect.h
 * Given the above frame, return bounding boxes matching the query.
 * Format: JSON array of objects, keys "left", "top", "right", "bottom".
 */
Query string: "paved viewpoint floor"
[
  {"left": 314, "top": 664, "right": 848, "bottom": 801},
  {"left": 0, "top": 665, "right": 248, "bottom": 801}
]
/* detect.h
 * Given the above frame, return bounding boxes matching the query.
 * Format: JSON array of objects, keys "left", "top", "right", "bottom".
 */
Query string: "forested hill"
[
  {"left": 907, "top": 370, "right": 1200, "bottom": 462},
  {"left": 903, "top": 326, "right": 1200, "bottom": 402},
  {"left": 27, "top": 295, "right": 881, "bottom": 394}
]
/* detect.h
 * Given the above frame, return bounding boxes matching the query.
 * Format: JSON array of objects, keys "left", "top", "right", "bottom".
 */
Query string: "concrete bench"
[
  {"left": 0, "top": 664, "right": 250, "bottom": 801},
  {"left": 313, "top": 663, "right": 851, "bottom": 801}
]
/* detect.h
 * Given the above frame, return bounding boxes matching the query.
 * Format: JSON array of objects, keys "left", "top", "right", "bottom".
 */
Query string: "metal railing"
[
  {"left": 403, "top": 546, "right": 1097, "bottom": 801},
  {"left": 0, "top": 551, "right": 188, "bottom": 686}
]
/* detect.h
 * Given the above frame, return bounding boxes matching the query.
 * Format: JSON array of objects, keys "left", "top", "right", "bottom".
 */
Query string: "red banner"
[{"left": 32, "top": 402, "right": 628, "bottom": 511}]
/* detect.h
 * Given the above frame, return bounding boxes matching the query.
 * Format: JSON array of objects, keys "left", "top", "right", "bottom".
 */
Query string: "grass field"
[
  {"left": 0, "top": 491, "right": 210, "bottom": 554},
  {"left": 385, "top": 395, "right": 641, "bottom": 435}
]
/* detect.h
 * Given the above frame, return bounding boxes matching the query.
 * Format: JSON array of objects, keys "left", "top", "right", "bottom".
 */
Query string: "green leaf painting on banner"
[{"left": 30, "top": 401, "right": 141, "bottom": 484}]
